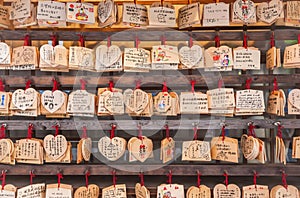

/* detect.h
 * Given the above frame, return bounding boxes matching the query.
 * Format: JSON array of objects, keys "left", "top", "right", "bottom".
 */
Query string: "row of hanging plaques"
[
  {"left": 1, "top": 0, "right": 299, "bottom": 29},
  {"left": 0, "top": 171, "right": 299, "bottom": 198},
  {"left": 1, "top": 120, "right": 300, "bottom": 165},
  {"left": 1, "top": 77, "right": 300, "bottom": 118},
  {"left": 1, "top": 36, "right": 299, "bottom": 72}
]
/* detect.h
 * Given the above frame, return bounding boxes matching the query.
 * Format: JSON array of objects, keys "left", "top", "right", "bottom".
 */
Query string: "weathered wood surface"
[
  {"left": 1, "top": 29, "right": 298, "bottom": 41},
  {"left": 0, "top": 74, "right": 299, "bottom": 87},
  {"left": 0, "top": 118, "right": 296, "bottom": 130},
  {"left": 0, "top": 164, "right": 296, "bottom": 176}
]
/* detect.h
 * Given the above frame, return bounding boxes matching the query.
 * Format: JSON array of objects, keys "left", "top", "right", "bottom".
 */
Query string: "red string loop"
[
  {"left": 191, "top": 80, "right": 195, "bottom": 93},
  {"left": 193, "top": 126, "right": 198, "bottom": 140},
  {"left": 165, "top": 124, "right": 170, "bottom": 139},
  {"left": 110, "top": 124, "right": 116, "bottom": 139},
  {"left": 215, "top": 35, "right": 220, "bottom": 48},
  {"left": 243, "top": 34, "right": 248, "bottom": 49},
  {"left": 57, "top": 173, "right": 63, "bottom": 189},
  {"left": 162, "top": 81, "right": 168, "bottom": 92},
  {"left": 53, "top": 124, "right": 60, "bottom": 137},
  {"left": 112, "top": 171, "right": 117, "bottom": 187},
  {"left": 139, "top": 173, "right": 144, "bottom": 186},
  {"left": 221, "top": 125, "right": 226, "bottom": 141},
  {"left": 51, "top": 35, "right": 57, "bottom": 47},
  {"left": 0, "top": 124, "right": 6, "bottom": 139},
  {"left": 107, "top": 36, "right": 111, "bottom": 48},
  {"left": 281, "top": 172, "right": 288, "bottom": 189},
  {"left": 0, "top": 79, "right": 4, "bottom": 92},
  {"left": 189, "top": 37, "right": 193, "bottom": 48},
  {"left": 277, "top": 123, "right": 283, "bottom": 139},
  {"left": 25, "top": 80, "right": 31, "bottom": 90},
  {"left": 253, "top": 172, "right": 258, "bottom": 189},
  {"left": 82, "top": 126, "right": 87, "bottom": 139},
  {"left": 270, "top": 33, "right": 275, "bottom": 48},
  {"left": 24, "top": 35, "right": 30, "bottom": 46},
  {"left": 27, "top": 124, "right": 33, "bottom": 139},
  {"left": 248, "top": 123, "right": 256, "bottom": 137},
  {"left": 218, "top": 79, "right": 223, "bottom": 89},
  {"left": 30, "top": 171, "right": 35, "bottom": 185},
  {"left": 109, "top": 81, "right": 114, "bottom": 92},
  {"left": 0, "top": 171, "right": 6, "bottom": 190},
  {"left": 167, "top": 171, "right": 172, "bottom": 185},
  {"left": 80, "top": 79, "right": 86, "bottom": 90},
  {"left": 245, "top": 78, "right": 252, "bottom": 90},
  {"left": 135, "top": 36, "right": 140, "bottom": 49},
  {"left": 135, "top": 80, "right": 141, "bottom": 90},
  {"left": 223, "top": 172, "right": 228, "bottom": 188},
  {"left": 78, "top": 34, "right": 85, "bottom": 47},
  {"left": 85, "top": 171, "right": 90, "bottom": 188},
  {"left": 52, "top": 78, "right": 59, "bottom": 92},
  {"left": 138, "top": 125, "right": 143, "bottom": 140},
  {"left": 197, "top": 172, "right": 201, "bottom": 187},
  {"left": 161, "top": 35, "right": 166, "bottom": 45},
  {"left": 273, "top": 77, "right": 278, "bottom": 92}
]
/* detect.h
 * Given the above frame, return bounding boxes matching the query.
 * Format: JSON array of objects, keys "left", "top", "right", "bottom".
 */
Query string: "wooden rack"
[{"left": 0, "top": 1, "right": 300, "bottom": 194}]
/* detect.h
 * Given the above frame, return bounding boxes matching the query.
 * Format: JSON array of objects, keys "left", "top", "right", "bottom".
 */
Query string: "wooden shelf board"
[
  {"left": 0, "top": 118, "right": 296, "bottom": 130},
  {"left": 0, "top": 164, "right": 296, "bottom": 176}
]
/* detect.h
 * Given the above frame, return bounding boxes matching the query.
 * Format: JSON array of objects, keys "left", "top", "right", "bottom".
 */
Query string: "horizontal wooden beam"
[
  {"left": 0, "top": 74, "right": 299, "bottom": 88},
  {"left": 0, "top": 118, "right": 296, "bottom": 130},
  {"left": 0, "top": 164, "right": 296, "bottom": 176},
  {"left": 0, "top": 28, "right": 298, "bottom": 41}
]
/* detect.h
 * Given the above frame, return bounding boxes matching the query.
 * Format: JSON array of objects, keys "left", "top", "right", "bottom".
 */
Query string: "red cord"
[
  {"left": 53, "top": 125, "right": 60, "bottom": 137},
  {"left": 165, "top": 125, "right": 170, "bottom": 139},
  {"left": 52, "top": 78, "right": 59, "bottom": 92},
  {"left": 218, "top": 79, "right": 223, "bottom": 89},
  {"left": 273, "top": 77, "right": 278, "bottom": 92},
  {"left": 30, "top": 171, "right": 35, "bottom": 185},
  {"left": 193, "top": 127, "right": 198, "bottom": 140},
  {"left": 51, "top": 35, "right": 57, "bottom": 47},
  {"left": 85, "top": 171, "right": 90, "bottom": 188},
  {"left": 82, "top": 126, "right": 87, "bottom": 139},
  {"left": 191, "top": 80, "right": 195, "bottom": 93},
  {"left": 167, "top": 171, "right": 172, "bottom": 185},
  {"left": 215, "top": 35, "right": 220, "bottom": 48},
  {"left": 0, "top": 79, "right": 4, "bottom": 92},
  {"left": 27, "top": 124, "right": 33, "bottom": 139},
  {"left": 135, "top": 36, "right": 140, "bottom": 48},
  {"left": 24, "top": 35, "right": 30, "bottom": 46},
  {"left": 110, "top": 125, "right": 116, "bottom": 139},
  {"left": 162, "top": 81, "right": 168, "bottom": 92},
  {"left": 79, "top": 34, "right": 85, "bottom": 47},
  {"left": 221, "top": 125, "right": 226, "bottom": 141},
  {"left": 223, "top": 172, "right": 228, "bottom": 188},
  {"left": 25, "top": 80, "right": 31, "bottom": 90},
  {"left": 245, "top": 78, "right": 252, "bottom": 90},
  {"left": 112, "top": 171, "right": 117, "bottom": 187},
  {"left": 80, "top": 79, "right": 86, "bottom": 90},
  {"left": 0, "top": 124, "right": 5, "bottom": 139},
  {"left": 281, "top": 172, "right": 288, "bottom": 189},
  {"left": 197, "top": 172, "right": 201, "bottom": 187},
  {"left": 57, "top": 173, "right": 63, "bottom": 189},
  {"left": 139, "top": 173, "right": 144, "bottom": 186},
  {"left": 109, "top": 81, "right": 114, "bottom": 92},
  {"left": 0, "top": 171, "right": 6, "bottom": 190}
]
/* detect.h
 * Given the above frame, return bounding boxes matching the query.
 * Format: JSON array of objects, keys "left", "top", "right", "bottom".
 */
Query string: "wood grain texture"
[
  {"left": 1, "top": 28, "right": 298, "bottom": 41},
  {"left": 0, "top": 118, "right": 296, "bottom": 130},
  {"left": 0, "top": 74, "right": 299, "bottom": 87},
  {"left": 0, "top": 164, "right": 296, "bottom": 176}
]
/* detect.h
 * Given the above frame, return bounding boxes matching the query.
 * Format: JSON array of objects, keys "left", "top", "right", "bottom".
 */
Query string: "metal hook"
[
  {"left": 274, "top": 121, "right": 281, "bottom": 126},
  {"left": 247, "top": 121, "right": 254, "bottom": 126}
]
